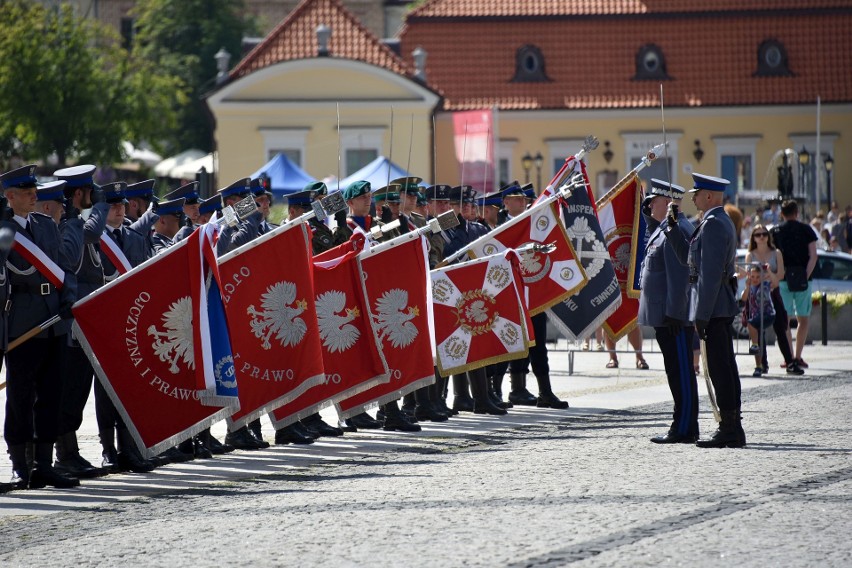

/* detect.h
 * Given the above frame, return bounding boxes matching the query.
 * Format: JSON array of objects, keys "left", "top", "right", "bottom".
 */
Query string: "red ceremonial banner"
[
  {"left": 465, "top": 202, "right": 587, "bottom": 315},
  {"left": 218, "top": 221, "right": 326, "bottom": 429},
  {"left": 336, "top": 235, "right": 435, "bottom": 419},
  {"left": 596, "top": 172, "right": 642, "bottom": 341},
  {"left": 72, "top": 233, "right": 234, "bottom": 458},
  {"left": 270, "top": 234, "right": 389, "bottom": 428},
  {"left": 432, "top": 251, "right": 533, "bottom": 377}
]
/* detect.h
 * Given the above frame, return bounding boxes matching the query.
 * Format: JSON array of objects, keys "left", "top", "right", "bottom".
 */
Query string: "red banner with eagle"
[
  {"left": 431, "top": 251, "right": 533, "bottom": 377},
  {"left": 596, "top": 172, "right": 643, "bottom": 341},
  {"left": 269, "top": 233, "right": 389, "bottom": 428},
  {"left": 336, "top": 235, "right": 435, "bottom": 419},
  {"left": 217, "top": 221, "right": 326, "bottom": 430}
]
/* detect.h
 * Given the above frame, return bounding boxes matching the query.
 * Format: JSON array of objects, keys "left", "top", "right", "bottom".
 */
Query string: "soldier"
[
  {"left": 150, "top": 197, "right": 186, "bottom": 254},
  {"left": 35, "top": 181, "right": 67, "bottom": 224},
  {"left": 638, "top": 179, "right": 699, "bottom": 444},
  {"left": 423, "top": 184, "right": 451, "bottom": 270},
  {"left": 197, "top": 194, "right": 223, "bottom": 224},
  {"left": 476, "top": 190, "right": 502, "bottom": 229},
  {"left": 394, "top": 176, "right": 426, "bottom": 232},
  {"left": 2, "top": 164, "right": 79, "bottom": 490},
  {"left": 251, "top": 177, "right": 276, "bottom": 235},
  {"left": 414, "top": 192, "right": 429, "bottom": 218},
  {"left": 664, "top": 173, "right": 744, "bottom": 448},
  {"left": 169, "top": 182, "right": 202, "bottom": 242}
]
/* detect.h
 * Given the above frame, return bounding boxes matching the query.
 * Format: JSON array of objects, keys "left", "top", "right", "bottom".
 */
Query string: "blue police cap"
[
  {"left": 304, "top": 181, "right": 327, "bottom": 196},
  {"left": 155, "top": 197, "right": 186, "bottom": 216},
  {"left": 500, "top": 181, "right": 524, "bottom": 199},
  {"left": 218, "top": 178, "right": 252, "bottom": 199},
  {"left": 164, "top": 181, "right": 200, "bottom": 204},
  {"left": 390, "top": 176, "right": 423, "bottom": 194},
  {"left": 198, "top": 195, "right": 223, "bottom": 215},
  {"left": 286, "top": 189, "right": 314, "bottom": 206},
  {"left": 36, "top": 180, "right": 67, "bottom": 202},
  {"left": 424, "top": 184, "right": 451, "bottom": 201},
  {"left": 451, "top": 185, "right": 476, "bottom": 204},
  {"left": 101, "top": 181, "right": 129, "bottom": 204},
  {"left": 251, "top": 176, "right": 273, "bottom": 198},
  {"left": 126, "top": 179, "right": 155, "bottom": 200},
  {"left": 477, "top": 189, "right": 504, "bottom": 208},
  {"left": 649, "top": 178, "right": 685, "bottom": 199},
  {"left": 54, "top": 164, "right": 96, "bottom": 189},
  {"left": 344, "top": 180, "right": 371, "bottom": 201},
  {"left": 520, "top": 183, "right": 536, "bottom": 199},
  {"left": 1, "top": 164, "right": 38, "bottom": 189},
  {"left": 690, "top": 173, "right": 730, "bottom": 193}
]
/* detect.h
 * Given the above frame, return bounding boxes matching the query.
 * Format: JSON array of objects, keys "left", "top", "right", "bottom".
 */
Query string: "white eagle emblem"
[
  {"left": 247, "top": 281, "right": 308, "bottom": 350},
  {"left": 567, "top": 216, "right": 609, "bottom": 279},
  {"left": 373, "top": 288, "right": 419, "bottom": 348},
  {"left": 147, "top": 296, "right": 195, "bottom": 374},
  {"left": 316, "top": 290, "right": 361, "bottom": 353}
]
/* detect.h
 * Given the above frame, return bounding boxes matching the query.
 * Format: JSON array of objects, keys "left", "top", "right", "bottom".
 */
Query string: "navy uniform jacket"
[
  {"left": 217, "top": 211, "right": 262, "bottom": 256},
  {"left": 443, "top": 216, "right": 489, "bottom": 260},
  {"left": 173, "top": 220, "right": 196, "bottom": 243},
  {"left": 638, "top": 211, "right": 694, "bottom": 327},
  {"left": 151, "top": 232, "right": 173, "bottom": 254},
  {"left": 665, "top": 205, "right": 738, "bottom": 322},
  {"left": 101, "top": 225, "right": 150, "bottom": 279},
  {"left": 65, "top": 202, "right": 110, "bottom": 299},
  {"left": 0, "top": 244, "right": 9, "bottom": 350},
  {"left": 126, "top": 209, "right": 159, "bottom": 255},
  {"left": 3, "top": 213, "right": 77, "bottom": 339}
]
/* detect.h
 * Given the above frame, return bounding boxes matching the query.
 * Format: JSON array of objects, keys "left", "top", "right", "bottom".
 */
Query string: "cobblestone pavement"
[{"left": 1, "top": 340, "right": 850, "bottom": 567}]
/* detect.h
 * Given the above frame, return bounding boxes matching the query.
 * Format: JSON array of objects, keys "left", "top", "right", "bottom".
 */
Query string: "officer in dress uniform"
[
  {"left": 2, "top": 164, "right": 79, "bottom": 490},
  {"left": 251, "top": 177, "right": 276, "bottom": 235},
  {"left": 476, "top": 190, "right": 502, "bottom": 229},
  {"left": 124, "top": 179, "right": 159, "bottom": 256},
  {"left": 638, "top": 179, "right": 699, "bottom": 444},
  {"left": 0, "top": 198, "right": 13, "bottom": 492},
  {"left": 393, "top": 176, "right": 426, "bottom": 232},
  {"left": 35, "top": 181, "right": 67, "bottom": 224},
  {"left": 664, "top": 173, "right": 744, "bottom": 448},
  {"left": 150, "top": 197, "right": 186, "bottom": 254},
  {"left": 169, "top": 182, "right": 202, "bottom": 242},
  {"left": 196, "top": 194, "right": 222, "bottom": 224}
]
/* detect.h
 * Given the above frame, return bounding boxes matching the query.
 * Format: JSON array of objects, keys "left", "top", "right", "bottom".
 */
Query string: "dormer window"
[
  {"left": 634, "top": 44, "right": 670, "bottom": 80},
  {"left": 755, "top": 39, "right": 792, "bottom": 77},
  {"left": 511, "top": 45, "right": 550, "bottom": 83}
]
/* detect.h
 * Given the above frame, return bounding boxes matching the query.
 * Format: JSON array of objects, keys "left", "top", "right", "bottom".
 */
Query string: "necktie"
[{"left": 113, "top": 228, "right": 124, "bottom": 248}]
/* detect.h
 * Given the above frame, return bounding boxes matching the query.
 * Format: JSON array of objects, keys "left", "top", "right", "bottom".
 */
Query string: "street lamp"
[
  {"left": 534, "top": 152, "right": 543, "bottom": 192},
  {"left": 521, "top": 152, "right": 533, "bottom": 183},
  {"left": 798, "top": 146, "right": 810, "bottom": 200},
  {"left": 825, "top": 154, "right": 834, "bottom": 206}
]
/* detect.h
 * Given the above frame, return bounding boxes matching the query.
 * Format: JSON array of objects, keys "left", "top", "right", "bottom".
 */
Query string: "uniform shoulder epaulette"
[
  {"left": 125, "top": 226, "right": 147, "bottom": 239},
  {"left": 30, "top": 211, "right": 52, "bottom": 221}
]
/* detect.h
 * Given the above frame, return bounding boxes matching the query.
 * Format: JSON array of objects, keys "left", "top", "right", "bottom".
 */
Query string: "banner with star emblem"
[
  {"left": 336, "top": 235, "right": 435, "bottom": 419},
  {"left": 546, "top": 161, "right": 622, "bottom": 341},
  {"left": 596, "top": 172, "right": 643, "bottom": 341},
  {"left": 72, "top": 230, "right": 237, "bottom": 458},
  {"left": 462, "top": 201, "right": 587, "bottom": 315},
  {"left": 217, "top": 221, "right": 326, "bottom": 430},
  {"left": 270, "top": 234, "right": 389, "bottom": 428},
  {"left": 432, "top": 250, "right": 533, "bottom": 377}
]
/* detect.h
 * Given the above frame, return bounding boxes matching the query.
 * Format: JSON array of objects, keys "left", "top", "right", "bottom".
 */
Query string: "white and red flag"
[
  {"left": 72, "top": 228, "right": 237, "bottom": 458},
  {"left": 431, "top": 251, "right": 533, "bottom": 377},
  {"left": 218, "top": 221, "right": 326, "bottom": 429},
  {"left": 463, "top": 201, "right": 587, "bottom": 315},
  {"left": 336, "top": 235, "right": 435, "bottom": 419},
  {"left": 597, "top": 172, "right": 643, "bottom": 341},
  {"left": 270, "top": 233, "right": 389, "bottom": 428}
]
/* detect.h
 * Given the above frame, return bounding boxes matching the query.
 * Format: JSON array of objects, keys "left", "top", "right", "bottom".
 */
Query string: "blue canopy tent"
[
  {"left": 338, "top": 156, "right": 425, "bottom": 190},
  {"left": 250, "top": 153, "right": 315, "bottom": 198}
]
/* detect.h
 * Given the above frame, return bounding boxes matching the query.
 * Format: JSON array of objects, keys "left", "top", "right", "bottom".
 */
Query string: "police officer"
[
  {"left": 0, "top": 198, "right": 13, "bottom": 492},
  {"left": 394, "top": 176, "right": 426, "bottom": 232},
  {"left": 664, "top": 173, "right": 744, "bottom": 448},
  {"left": 2, "top": 164, "right": 78, "bottom": 489},
  {"left": 124, "top": 179, "right": 159, "bottom": 255},
  {"left": 150, "top": 197, "right": 186, "bottom": 254},
  {"left": 35, "top": 181, "right": 67, "bottom": 224},
  {"left": 168, "top": 182, "right": 202, "bottom": 242},
  {"left": 639, "top": 179, "right": 699, "bottom": 444},
  {"left": 196, "top": 194, "right": 223, "bottom": 224},
  {"left": 251, "top": 177, "right": 276, "bottom": 235}
]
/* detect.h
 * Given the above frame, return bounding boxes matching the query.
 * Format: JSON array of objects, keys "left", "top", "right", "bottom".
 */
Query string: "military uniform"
[
  {"left": 124, "top": 179, "right": 159, "bottom": 254},
  {"left": 166, "top": 182, "right": 202, "bottom": 243},
  {"left": 150, "top": 197, "right": 186, "bottom": 254},
  {"left": 638, "top": 179, "right": 699, "bottom": 443},
  {"left": 665, "top": 173, "right": 743, "bottom": 448},
  {"left": 2, "top": 164, "right": 79, "bottom": 490}
]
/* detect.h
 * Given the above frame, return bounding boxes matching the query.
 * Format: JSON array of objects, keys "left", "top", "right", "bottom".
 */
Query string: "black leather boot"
[
  {"left": 346, "top": 412, "right": 383, "bottom": 430},
  {"left": 274, "top": 423, "right": 314, "bottom": 445},
  {"left": 381, "top": 402, "right": 421, "bottom": 432},
  {"left": 488, "top": 375, "right": 512, "bottom": 409},
  {"left": 508, "top": 372, "right": 538, "bottom": 406},
  {"left": 54, "top": 432, "right": 101, "bottom": 478},
  {"left": 451, "top": 375, "right": 475, "bottom": 412},
  {"left": 401, "top": 393, "right": 417, "bottom": 416},
  {"left": 413, "top": 385, "right": 448, "bottom": 422},
  {"left": 470, "top": 369, "right": 507, "bottom": 415},
  {"left": 29, "top": 443, "right": 80, "bottom": 489},
  {"left": 225, "top": 426, "right": 267, "bottom": 450},
  {"left": 199, "top": 428, "right": 234, "bottom": 454},
  {"left": 534, "top": 372, "right": 569, "bottom": 409},
  {"left": 303, "top": 414, "right": 344, "bottom": 437},
  {"left": 248, "top": 419, "right": 271, "bottom": 448},
  {"left": 117, "top": 429, "right": 156, "bottom": 473},
  {"left": 431, "top": 373, "right": 457, "bottom": 416},
  {"left": 696, "top": 410, "right": 746, "bottom": 448},
  {"left": 7, "top": 444, "right": 30, "bottom": 491},
  {"left": 99, "top": 429, "right": 121, "bottom": 473}
]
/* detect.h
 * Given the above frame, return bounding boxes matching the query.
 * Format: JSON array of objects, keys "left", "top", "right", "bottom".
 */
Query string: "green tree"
[
  {"left": 0, "top": 1, "right": 186, "bottom": 167},
  {"left": 132, "top": 0, "right": 257, "bottom": 153}
]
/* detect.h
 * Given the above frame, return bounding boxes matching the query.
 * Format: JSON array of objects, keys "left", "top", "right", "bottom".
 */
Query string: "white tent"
[
  {"left": 121, "top": 141, "right": 162, "bottom": 166},
  {"left": 153, "top": 149, "right": 205, "bottom": 177},
  {"left": 169, "top": 152, "right": 215, "bottom": 180}
]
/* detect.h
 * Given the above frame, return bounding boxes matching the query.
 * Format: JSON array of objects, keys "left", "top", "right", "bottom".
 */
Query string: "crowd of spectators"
[{"left": 737, "top": 200, "right": 852, "bottom": 253}]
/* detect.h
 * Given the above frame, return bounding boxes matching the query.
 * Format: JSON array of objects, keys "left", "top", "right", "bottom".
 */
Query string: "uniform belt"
[{"left": 11, "top": 283, "right": 54, "bottom": 296}]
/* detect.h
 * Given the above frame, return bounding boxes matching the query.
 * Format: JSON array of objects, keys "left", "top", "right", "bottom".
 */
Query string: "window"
[
  {"left": 346, "top": 149, "right": 378, "bottom": 176},
  {"left": 713, "top": 136, "right": 760, "bottom": 203},
  {"left": 259, "top": 128, "right": 309, "bottom": 167},
  {"left": 340, "top": 127, "right": 385, "bottom": 176},
  {"left": 511, "top": 45, "right": 550, "bottom": 83},
  {"left": 755, "top": 39, "right": 792, "bottom": 77},
  {"left": 634, "top": 44, "right": 670, "bottom": 80}
]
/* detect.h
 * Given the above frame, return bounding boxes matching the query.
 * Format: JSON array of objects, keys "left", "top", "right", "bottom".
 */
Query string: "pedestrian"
[
  {"left": 638, "top": 179, "right": 699, "bottom": 444},
  {"left": 742, "top": 264, "right": 776, "bottom": 377},
  {"left": 664, "top": 173, "right": 744, "bottom": 448},
  {"left": 770, "top": 199, "right": 817, "bottom": 370}
]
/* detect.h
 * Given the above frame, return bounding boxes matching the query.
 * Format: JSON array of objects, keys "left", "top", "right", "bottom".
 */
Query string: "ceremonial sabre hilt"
[
  {"left": 516, "top": 242, "right": 557, "bottom": 255},
  {"left": 367, "top": 211, "right": 459, "bottom": 255},
  {"left": 640, "top": 142, "right": 667, "bottom": 169},
  {"left": 311, "top": 191, "right": 347, "bottom": 222},
  {"left": 218, "top": 195, "right": 259, "bottom": 228}
]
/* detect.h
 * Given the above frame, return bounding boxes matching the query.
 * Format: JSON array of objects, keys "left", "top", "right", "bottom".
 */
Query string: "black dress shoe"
[
  {"left": 117, "top": 450, "right": 157, "bottom": 473},
  {"left": 696, "top": 427, "right": 746, "bottom": 448},
  {"left": 274, "top": 424, "right": 315, "bottom": 445},
  {"left": 348, "top": 412, "right": 383, "bottom": 429},
  {"left": 101, "top": 448, "right": 122, "bottom": 473},
  {"left": 473, "top": 399, "right": 508, "bottom": 416},
  {"left": 508, "top": 390, "right": 538, "bottom": 406},
  {"left": 303, "top": 417, "right": 344, "bottom": 437},
  {"left": 414, "top": 404, "right": 449, "bottom": 422},
  {"left": 29, "top": 467, "right": 80, "bottom": 489},
  {"left": 9, "top": 468, "right": 29, "bottom": 491},
  {"left": 650, "top": 432, "right": 699, "bottom": 444},
  {"left": 206, "top": 435, "right": 235, "bottom": 455},
  {"left": 382, "top": 412, "right": 422, "bottom": 432},
  {"left": 537, "top": 393, "right": 569, "bottom": 409},
  {"left": 225, "top": 427, "right": 267, "bottom": 450},
  {"left": 375, "top": 409, "right": 386, "bottom": 422},
  {"left": 54, "top": 455, "right": 102, "bottom": 479},
  {"left": 158, "top": 446, "right": 194, "bottom": 465},
  {"left": 452, "top": 396, "right": 475, "bottom": 412}
]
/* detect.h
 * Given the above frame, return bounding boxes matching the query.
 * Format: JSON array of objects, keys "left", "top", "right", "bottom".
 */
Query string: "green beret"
[
  {"left": 344, "top": 180, "right": 371, "bottom": 201},
  {"left": 304, "top": 181, "right": 327, "bottom": 195}
]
